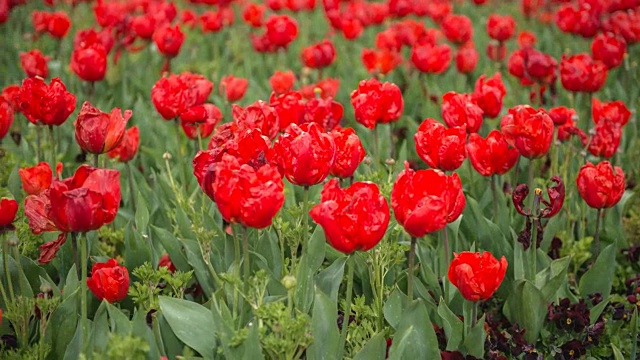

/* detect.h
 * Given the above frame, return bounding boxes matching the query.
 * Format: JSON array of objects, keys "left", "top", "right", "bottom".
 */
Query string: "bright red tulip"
[
  {"left": 361, "top": 48, "right": 402, "bottom": 75},
  {"left": 233, "top": 100, "right": 279, "bottom": 140},
  {"left": 329, "top": 127, "right": 366, "bottom": 179},
  {"left": 153, "top": 24, "right": 184, "bottom": 58},
  {"left": 455, "top": 43, "right": 478, "bottom": 74},
  {"left": 19, "top": 162, "right": 62, "bottom": 196},
  {"left": 577, "top": 162, "right": 625, "bottom": 209},
  {"left": 310, "top": 179, "right": 389, "bottom": 254},
  {"left": 213, "top": 153, "right": 284, "bottom": 229},
  {"left": 1, "top": 85, "right": 20, "bottom": 112},
  {"left": 242, "top": 3, "right": 265, "bottom": 27},
  {"left": 591, "top": 32, "right": 627, "bottom": 69},
  {"left": 18, "top": 77, "right": 76, "bottom": 127},
  {"left": 560, "top": 54, "right": 608, "bottom": 93},
  {"left": 107, "top": 126, "right": 140, "bottom": 163},
  {"left": 391, "top": 163, "right": 465, "bottom": 238},
  {"left": 74, "top": 101, "right": 132, "bottom": 154},
  {"left": 448, "top": 251, "right": 508, "bottom": 302},
  {"left": 87, "top": 258, "right": 130, "bottom": 303},
  {"left": 0, "top": 198, "right": 18, "bottom": 230},
  {"left": 473, "top": 73, "right": 506, "bottom": 118},
  {"left": 0, "top": 100, "right": 13, "bottom": 141},
  {"left": 415, "top": 118, "right": 467, "bottom": 171},
  {"left": 442, "top": 92, "right": 484, "bottom": 133},
  {"left": 270, "top": 91, "right": 304, "bottom": 131},
  {"left": 265, "top": 14, "right": 298, "bottom": 48},
  {"left": 441, "top": 14, "right": 473, "bottom": 44},
  {"left": 269, "top": 70, "right": 296, "bottom": 95},
  {"left": 592, "top": 97, "right": 631, "bottom": 126},
  {"left": 70, "top": 41, "right": 108, "bottom": 82},
  {"left": 273, "top": 122, "right": 336, "bottom": 187},
  {"left": 180, "top": 103, "right": 223, "bottom": 139},
  {"left": 500, "top": 105, "right": 554, "bottom": 159},
  {"left": 467, "top": 130, "right": 520, "bottom": 177},
  {"left": 302, "top": 97, "right": 343, "bottom": 132},
  {"left": 548, "top": 106, "right": 576, "bottom": 126},
  {"left": 301, "top": 39, "right": 336, "bottom": 69},
  {"left": 486, "top": 41, "right": 507, "bottom": 62},
  {"left": 32, "top": 11, "right": 71, "bottom": 39},
  {"left": 487, "top": 14, "right": 516, "bottom": 42},
  {"left": 151, "top": 72, "right": 213, "bottom": 120},
  {"left": 588, "top": 119, "right": 622, "bottom": 158},
  {"left": 20, "top": 50, "right": 50, "bottom": 78},
  {"left": 411, "top": 42, "right": 451, "bottom": 74},
  {"left": 73, "top": 28, "right": 115, "bottom": 55},
  {"left": 220, "top": 75, "right": 249, "bottom": 103},
  {"left": 350, "top": 78, "right": 404, "bottom": 129},
  {"left": 131, "top": 14, "right": 156, "bottom": 40}
]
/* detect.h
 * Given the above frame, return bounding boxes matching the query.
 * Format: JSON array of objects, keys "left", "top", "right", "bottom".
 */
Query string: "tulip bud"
[{"left": 282, "top": 275, "right": 297, "bottom": 290}]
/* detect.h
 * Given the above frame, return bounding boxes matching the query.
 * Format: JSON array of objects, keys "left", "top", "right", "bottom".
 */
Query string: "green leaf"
[
  {"left": 92, "top": 301, "right": 110, "bottom": 353},
  {"left": 383, "top": 289, "right": 405, "bottom": 329},
  {"left": 463, "top": 314, "right": 486, "bottom": 358},
  {"left": 107, "top": 301, "right": 132, "bottom": 335},
  {"left": 611, "top": 344, "right": 625, "bottom": 360},
  {"left": 353, "top": 332, "right": 387, "bottom": 360},
  {"left": 295, "top": 226, "right": 327, "bottom": 314},
  {"left": 503, "top": 280, "right": 547, "bottom": 344},
  {"left": 535, "top": 256, "right": 571, "bottom": 301},
  {"left": 125, "top": 223, "right": 152, "bottom": 272},
  {"left": 47, "top": 281, "right": 79, "bottom": 359},
  {"left": 590, "top": 299, "right": 610, "bottom": 325},
  {"left": 437, "top": 299, "right": 464, "bottom": 350},
  {"left": 579, "top": 244, "right": 617, "bottom": 298},
  {"left": 307, "top": 290, "right": 340, "bottom": 360},
  {"left": 388, "top": 300, "right": 440, "bottom": 360},
  {"left": 243, "top": 322, "right": 265, "bottom": 360},
  {"left": 151, "top": 226, "right": 190, "bottom": 271},
  {"left": 135, "top": 192, "right": 150, "bottom": 232},
  {"left": 64, "top": 320, "right": 93, "bottom": 360},
  {"left": 159, "top": 296, "right": 216, "bottom": 359},
  {"left": 315, "top": 256, "right": 347, "bottom": 302},
  {"left": 131, "top": 309, "right": 162, "bottom": 360},
  {"left": 183, "top": 239, "right": 217, "bottom": 298}
]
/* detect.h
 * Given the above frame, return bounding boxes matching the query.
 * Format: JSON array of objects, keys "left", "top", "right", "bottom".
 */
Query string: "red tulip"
[
  {"left": 213, "top": 153, "right": 284, "bottom": 229},
  {"left": 233, "top": 100, "right": 279, "bottom": 140},
  {"left": 487, "top": 14, "right": 516, "bottom": 42},
  {"left": 19, "top": 162, "right": 62, "bottom": 196},
  {"left": 200, "top": 11, "right": 225, "bottom": 33},
  {"left": 411, "top": 42, "right": 451, "bottom": 74},
  {"left": 153, "top": 24, "right": 184, "bottom": 58},
  {"left": 32, "top": 11, "right": 71, "bottom": 39},
  {"left": 361, "top": 48, "right": 402, "bottom": 75},
  {"left": 107, "top": 126, "right": 140, "bottom": 163},
  {"left": 415, "top": 118, "right": 467, "bottom": 171},
  {"left": 180, "top": 103, "right": 223, "bottom": 139},
  {"left": 548, "top": 106, "right": 576, "bottom": 126},
  {"left": 219, "top": 75, "right": 249, "bottom": 103},
  {"left": 500, "top": 105, "right": 554, "bottom": 159},
  {"left": 560, "top": 54, "right": 608, "bottom": 93},
  {"left": 1, "top": 85, "right": 20, "bottom": 112},
  {"left": 269, "top": 70, "right": 296, "bottom": 95},
  {"left": 158, "top": 254, "right": 177, "bottom": 273},
  {"left": 391, "top": 163, "right": 465, "bottom": 238},
  {"left": 151, "top": 72, "right": 213, "bottom": 120},
  {"left": 448, "top": 251, "right": 508, "bottom": 302},
  {"left": 588, "top": 119, "right": 622, "bottom": 158},
  {"left": 265, "top": 14, "right": 298, "bottom": 48},
  {"left": 302, "top": 97, "right": 343, "bottom": 132},
  {"left": 592, "top": 97, "right": 631, "bottom": 126},
  {"left": 486, "top": 41, "right": 507, "bottom": 62},
  {"left": 273, "top": 122, "right": 336, "bottom": 187},
  {"left": 0, "top": 100, "right": 13, "bottom": 141},
  {"left": 441, "top": 92, "right": 484, "bottom": 133},
  {"left": 467, "top": 130, "right": 520, "bottom": 177},
  {"left": 591, "top": 32, "right": 627, "bottom": 69},
  {"left": 350, "top": 78, "right": 404, "bottom": 129},
  {"left": 270, "top": 91, "right": 304, "bottom": 131},
  {"left": 87, "top": 258, "right": 130, "bottom": 303},
  {"left": 18, "top": 77, "right": 76, "bottom": 127},
  {"left": 48, "top": 165, "right": 121, "bottom": 233},
  {"left": 557, "top": 117, "right": 588, "bottom": 145},
  {"left": 472, "top": 73, "right": 506, "bottom": 118},
  {"left": 0, "top": 198, "right": 18, "bottom": 230},
  {"left": 310, "top": 179, "right": 389, "bottom": 254},
  {"left": 518, "top": 30, "right": 537, "bottom": 47},
  {"left": 73, "top": 28, "right": 115, "bottom": 55},
  {"left": 577, "top": 161, "right": 625, "bottom": 209},
  {"left": 441, "top": 14, "right": 473, "bottom": 44},
  {"left": 301, "top": 39, "right": 336, "bottom": 69},
  {"left": 71, "top": 41, "right": 108, "bottom": 82},
  {"left": 455, "top": 43, "right": 478, "bottom": 74},
  {"left": 20, "top": 50, "right": 50, "bottom": 78},
  {"left": 329, "top": 127, "right": 366, "bottom": 179},
  {"left": 74, "top": 101, "right": 132, "bottom": 154},
  {"left": 131, "top": 14, "right": 156, "bottom": 40},
  {"left": 242, "top": 3, "right": 266, "bottom": 27}
]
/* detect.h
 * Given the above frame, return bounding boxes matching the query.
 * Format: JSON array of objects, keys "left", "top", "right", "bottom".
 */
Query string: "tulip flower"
[
  {"left": 448, "top": 251, "right": 508, "bottom": 302},
  {"left": 591, "top": 33, "right": 627, "bottom": 69},
  {"left": 158, "top": 254, "right": 177, "bottom": 273},
  {"left": 350, "top": 78, "right": 404, "bottom": 129},
  {"left": 473, "top": 73, "right": 506, "bottom": 118},
  {"left": 32, "top": 11, "right": 71, "bottom": 39},
  {"left": 329, "top": 127, "right": 366, "bottom": 179},
  {"left": 269, "top": 70, "right": 296, "bottom": 95},
  {"left": 107, "top": 126, "right": 140, "bottom": 163},
  {"left": 273, "top": 122, "right": 336, "bottom": 187},
  {"left": 592, "top": 98, "right": 631, "bottom": 126},
  {"left": 455, "top": 42, "right": 479, "bottom": 74},
  {"left": 220, "top": 75, "right": 249, "bottom": 103},
  {"left": 441, "top": 14, "right": 473, "bottom": 44},
  {"left": 310, "top": 179, "right": 389, "bottom": 254},
  {"left": 151, "top": 72, "right": 213, "bottom": 120},
  {"left": 361, "top": 48, "right": 402, "bottom": 76},
  {"left": 0, "top": 198, "right": 18, "bottom": 231},
  {"left": 74, "top": 101, "right": 132, "bottom": 155},
  {"left": 410, "top": 42, "right": 451, "bottom": 74},
  {"left": 153, "top": 24, "right": 185, "bottom": 72},
  {"left": 87, "top": 258, "right": 130, "bottom": 303},
  {"left": 19, "top": 162, "right": 62, "bottom": 196},
  {"left": 0, "top": 100, "right": 13, "bottom": 141},
  {"left": 487, "top": 14, "right": 516, "bottom": 42},
  {"left": 20, "top": 50, "right": 50, "bottom": 78},
  {"left": 301, "top": 39, "right": 336, "bottom": 69},
  {"left": 265, "top": 14, "right": 298, "bottom": 49},
  {"left": 560, "top": 54, "right": 608, "bottom": 93},
  {"left": 180, "top": 104, "right": 223, "bottom": 140},
  {"left": 466, "top": 130, "right": 519, "bottom": 177},
  {"left": 270, "top": 91, "right": 304, "bottom": 131},
  {"left": 500, "top": 105, "right": 554, "bottom": 159},
  {"left": 242, "top": 3, "right": 266, "bottom": 27},
  {"left": 415, "top": 118, "right": 467, "bottom": 171},
  {"left": 233, "top": 100, "right": 279, "bottom": 140},
  {"left": 441, "top": 92, "right": 484, "bottom": 133},
  {"left": 70, "top": 41, "right": 108, "bottom": 83},
  {"left": 302, "top": 97, "right": 343, "bottom": 132},
  {"left": 18, "top": 77, "right": 76, "bottom": 127}
]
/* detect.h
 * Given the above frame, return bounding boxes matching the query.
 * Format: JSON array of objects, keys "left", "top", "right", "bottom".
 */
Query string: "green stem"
[
  {"left": 408, "top": 237, "right": 417, "bottom": 301},
  {"left": 242, "top": 226, "right": 250, "bottom": 293},
  {"left": 48, "top": 125, "right": 56, "bottom": 170},
  {"left": 71, "top": 232, "right": 79, "bottom": 277},
  {"left": 93, "top": 153, "right": 99, "bottom": 168},
  {"left": 338, "top": 255, "right": 355, "bottom": 360},
  {"left": 302, "top": 186, "right": 310, "bottom": 251},
  {"left": 36, "top": 125, "right": 42, "bottom": 163},
  {"left": 126, "top": 161, "right": 137, "bottom": 213},
  {"left": 593, "top": 208, "right": 603, "bottom": 261},
  {"left": 13, "top": 244, "right": 26, "bottom": 297},
  {"left": 3, "top": 234, "right": 15, "bottom": 302},
  {"left": 491, "top": 175, "right": 499, "bottom": 221},
  {"left": 530, "top": 219, "right": 537, "bottom": 281},
  {"left": 471, "top": 301, "right": 479, "bottom": 328},
  {"left": 80, "top": 232, "right": 88, "bottom": 350},
  {"left": 443, "top": 227, "right": 450, "bottom": 303},
  {"left": 373, "top": 126, "right": 379, "bottom": 166}
]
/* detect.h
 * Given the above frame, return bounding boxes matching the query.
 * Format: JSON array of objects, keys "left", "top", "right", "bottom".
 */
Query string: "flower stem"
[
  {"left": 13, "top": 244, "right": 26, "bottom": 297},
  {"left": 302, "top": 186, "right": 310, "bottom": 251},
  {"left": 93, "top": 153, "right": 99, "bottom": 168},
  {"left": 71, "top": 232, "right": 79, "bottom": 277},
  {"left": 242, "top": 226, "right": 250, "bottom": 293},
  {"left": 408, "top": 236, "right": 417, "bottom": 301},
  {"left": 2, "top": 233, "right": 14, "bottom": 302},
  {"left": 443, "top": 227, "right": 450, "bottom": 303},
  {"left": 530, "top": 220, "right": 537, "bottom": 281},
  {"left": 373, "top": 126, "right": 379, "bottom": 166},
  {"left": 48, "top": 125, "right": 56, "bottom": 170},
  {"left": 471, "top": 301, "right": 478, "bottom": 328},
  {"left": 36, "top": 126, "right": 42, "bottom": 163},
  {"left": 491, "top": 175, "right": 499, "bottom": 221},
  {"left": 126, "top": 161, "right": 137, "bottom": 213},
  {"left": 80, "top": 232, "right": 88, "bottom": 350},
  {"left": 338, "top": 255, "right": 355, "bottom": 360},
  {"left": 593, "top": 208, "right": 603, "bottom": 261}
]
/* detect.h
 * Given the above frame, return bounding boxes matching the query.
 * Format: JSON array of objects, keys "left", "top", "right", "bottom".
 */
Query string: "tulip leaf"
[
  {"left": 183, "top": 239, "right": 217, "bottom": 298},
  {"left": 387, "top": 299, "right": 440, "bottom": 360},
  {"left": 503, "top": 280, "right": 547, "bottom": 344},
  {"left": 611, "top": 344, "right": 625, "bottom": 360},
  {"left": 107, "top": 301, "right": 132, "bottom": 335},
  {"left": 315, "top": 256, "right": 347, "bottom": 302},
  {"left": 463, "top": 314, "right": 486, "bottom": 358},
  {"left": 92, "top": 301, "right": 110, "bottom": 352},
  {"left": 157, "top": 313, "right": 184, "bottom": 360},
  {"left": 131, "top": 309, "right": 162, "bottom": 360},
  {"left": 159, "top": 296, "right": 216, "bottom": 359},
  {"left": 579, "top": 244, "right": 617, "bottom": 298},
  {"left": 590, "top": 299, "right": 610, "bottom": 325},
  {"left": 125, "top": 223, "right": 152, "bottom": 272},
  {"left": 63, "top": 265, "right": 79, "bottom": 299},
  {"left": 295, "top": 226, "right": 326, "bottom": 314},
  {"left": 135, "top": 192, "right": 150, "bottom": 232},
  {"left": 353, "top": 332, "right": 387, "bottom": 360},
  {"left": 307, "top": 289, "right": 341, "bottom": 360},
  {"left": 151, "top": 225, "right": 190, "bottom": 272},
  {"left": 437, "top": 299, "right": 464, "bottom": 350},
  {"left": 256, "top": 229, "right": 284, "bottom": 279},
  {"left": 535, "top": 256, "right": 571, "bottom": 301},
  {"left": 64, "top": 319, "right": 94, "bottom": 360},
  {"left": 46, "top": 289, "right": 79, "bottom": 359},
  {"left": 383, "top": 289, "right": 405, "bottom": 329}
]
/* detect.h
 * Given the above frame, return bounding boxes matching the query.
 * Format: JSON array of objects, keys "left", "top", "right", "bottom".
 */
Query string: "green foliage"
[
  {"left": 342, "top": 295, "right": 378, "bottom": 358},
  {"left": 254, "top": 301, "right": 312, "bottom": 360},
  {"left": 88, "top": 334, "right": 150, "bottom": 360},
  {"left": 128, "top": 262, "right": 193, "bottom": 312}
]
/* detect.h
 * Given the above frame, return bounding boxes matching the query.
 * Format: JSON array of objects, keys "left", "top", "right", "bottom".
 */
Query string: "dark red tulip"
[
  {"left": 548, "top": 106, "right": 576, "bottom": 126},
  {"left": 472, "top": 73, "right": 506, "bottom": 118},
  {"left": 391, "top": 163, "right": 465, "bottom": 238},
  {"left": 18, "top": 77, "right": 76, "bottom": 127},
  {"left": 107, "top": 126, "right": 140, "bottom": 163},
  {"left": 20, "top": 50, "right": 50, "bottom": 78},
  {"left": 310, "top": 179, "right": 389, "bottom": 254},
  {"left": 87, "top": 258, "right": 130, "bottom": 303},
  {"left": 414, "top": 118, "right": 467, "bottom": 171},
  {"left": 500, "top": 105, "right": 554, "bottom": 159},
  {"left": 0, "top": 100, "right": 13, "bottom": 141},
  {"left": 213, "top": 153, "right": 284, "bottom": 229},
  {"left": 577, "top": 161, "right": 625, "bottom": 209},
  {"left": 487, "top": 14, "right": 516, "bottom": 42},
  {"left": 233, "top": 100, "right": 279, "bottom": 140},
  {"left": 560, "top": 54, "right": 608, "bottom": 93},
  {"left": 466, "top": 130, "right": 519, "bottom": 177},
  {"left": 269, "top": 70, "right": 295, "bottom": 95},
  {"left": 265, "top": 14, "right": 298, "bottom": 48},
  {"left": 591, "top": 33, "right": 627, "bottom": 69},
  {"left": 455, "top": 42, "right": 478, "bottom": 74},
  {"left": 180, "top": 103, "right": 222, "bottom": 139},
  {"left": 513, "top": 176, "right": 565, "bottom": 218},
  {"left": 71, "top": 41, "right": 108, "bottom": 82},
  {"left": 411, "top": 42, "right": 451, "bottom": 74},
  {"left": 19, "top": 162, "right": 62, "bottom": 196},
  {"left": 220, "top": 75, "right": 248, "bottom": 103},
  {"left": 153, "top": 24, "right": 184, "bottom": 58},
  {"left": 350, "top": 78, "right": 404, "bottom": 129},
  {"left": 74, "top": 101, "right": 132, "bottom": 154},
  {"left": 301, "top": 39, "right": 336, "bottom": 69},
  {"left": 0, "top": 198, "right": 18, "bottom": 230},
  {"left": 329, "top": 127, "right": 366, "bottom": 179},
  {"left": 158, "top": 254, "right": 177, "bottom": 273},
  {"left": 441, "top": 14, "right": 473, "bottom": 44},
  {"left": 448, "top": 252, "right": 507, "bottom": 302},
  {"left": 442, "top": 92, "right": 483, "bottom": 133},
  {"left": 273, "top": 122, "right": 336, "bottom": 187}
]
